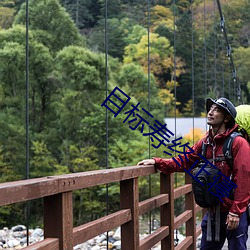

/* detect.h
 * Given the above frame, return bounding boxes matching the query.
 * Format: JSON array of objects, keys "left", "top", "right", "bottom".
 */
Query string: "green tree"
[
  {"left": 14, "top": 0, "right": 84, "bottom": 52},
  {"left": 0, "top": 6, "right": 15, "bottom": 29},
  {"left": 234, "top": 46, "right": 250, "bottom": 102},
  {"left": 61, "top": 0, "right": 101, "bottom": 28}
]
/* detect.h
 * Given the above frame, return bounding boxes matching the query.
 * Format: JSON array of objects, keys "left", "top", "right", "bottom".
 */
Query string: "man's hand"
[
  {"left": 137, "top": 159, "right": 155, "bottom": 166},
  {"left": 226, "top": 213, "right": 240, "bottom": 230}
]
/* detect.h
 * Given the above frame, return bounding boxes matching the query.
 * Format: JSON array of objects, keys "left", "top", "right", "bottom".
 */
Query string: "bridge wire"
[
  {"left": 104, "top": 0, "right": 109, "bottom": 248},
  {"left": 191, "top": 1, "right": 195, "bottom": 144},
  {"left": 203, "top": 0, "right": 210, "bottom": 134},
  {"left": 147, "top": 0, "right": 152, "bottom": 234},
  {"left": 215, "top": 0, "right": 242, "bottom": 104},
  {"left": 173, "top": 0, "right": 177, "bottom": 187},
  {"left": 213, "top": 0, "right": 217, "bottom": 97},
  {"left": 219, "top": 32, "right": 225, "bottom": 96},
  {"left": 203, "top": 0, "right": 207, "bottom": 98},
  {"left": 172, "top": 0, "right": 179, "bottom": 244},
  {"left": 25, "top": 0, "right": 30, "bottom": 245}
]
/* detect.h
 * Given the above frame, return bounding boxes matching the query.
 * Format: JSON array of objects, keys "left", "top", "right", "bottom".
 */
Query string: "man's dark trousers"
[{"left": 200, "top": 210, "right": 249, "bottom": 250}]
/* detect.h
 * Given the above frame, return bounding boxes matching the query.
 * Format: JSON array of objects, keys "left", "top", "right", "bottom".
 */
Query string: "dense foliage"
[{"left": 0, "top": 0, "right": 249, "bottom": 227}]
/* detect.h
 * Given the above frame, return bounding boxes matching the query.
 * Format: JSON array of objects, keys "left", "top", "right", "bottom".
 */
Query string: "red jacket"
[{"left": 154, "top": 124, "right": 250, "bottom": 216}]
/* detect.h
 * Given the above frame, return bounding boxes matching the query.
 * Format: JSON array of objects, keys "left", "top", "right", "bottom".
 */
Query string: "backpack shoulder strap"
[
  {"left": 201, "top": 141, "right": 208, "bottom": 159},
  {"left": 223, "top": 132, "right": 242, "bottom": 170}
]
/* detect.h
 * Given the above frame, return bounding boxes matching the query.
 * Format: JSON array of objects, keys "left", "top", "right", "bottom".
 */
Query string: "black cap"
[{"left": 206, "top": 97, "right": 237, "bottom": 119}]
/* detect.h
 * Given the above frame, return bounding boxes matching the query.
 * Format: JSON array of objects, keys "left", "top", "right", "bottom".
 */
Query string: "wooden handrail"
[{"left": 0, "top": 165, "right": 203, "bottom": 250}]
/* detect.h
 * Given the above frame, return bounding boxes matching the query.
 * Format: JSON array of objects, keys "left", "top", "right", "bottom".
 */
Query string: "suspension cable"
[
  {"left": 25, "top": 0, "right": 30, "bottom": 245},
  {"left": 215, "top": 0, "right": 242, "bottom": 104},
  {"left": 147, "top": 0, "right": 152, "bottom": 234},
  {"left": 173, "top": 0, "right": 179, "bottom": 245},
  {"left": 191, "top": 0, "right": 195, "bottom": 144},
  {"left": 203, "top": 0, "right": 207, "bottom": 98},
  {"left": 173, "top": 0, "right": 177, "bottom": 168},
  {"left": 213, "top": 0, "right": 217, "bottom": 95},
  {"left": 104, "top": 0, "right": 109, "bottom": 248}
]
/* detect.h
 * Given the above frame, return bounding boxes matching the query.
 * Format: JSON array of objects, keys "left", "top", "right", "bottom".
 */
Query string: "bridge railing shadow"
[{"left": 0, "top": 165, "right": 204, "bottom": 250}]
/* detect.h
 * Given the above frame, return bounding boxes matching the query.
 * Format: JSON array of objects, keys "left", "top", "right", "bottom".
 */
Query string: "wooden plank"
[
  {"left": 0, "top": 177, "right": 59, "bottom": 206},
  {"left": 120, "top": 178, "right": 140, "bottom": 250},
  {"left": 174, "top": 236, "right": 193, "bottom": 250},
  {"left": 139, "top": 226, "right": 169, "bottom": 250},
  {"left": 174, "top": 184, "right": 192, "bottom": 199},
  {"left": 174, "top": 210, "right": 192, "bottom": 229},
  {"left": 196, "top": 225, "right": 202, "bottom": 237},
  {"left": 195, "top": 204, "right": 203, "bottom": 213},
  {"left": 44, "top": 192, "right": 73, "bottom": 250},
  {"left": 22, "top": 238, "right": 59, "bottom": 250},
  {"left": 139, "top": 194, "right": 169, "bottom": 215},
  {"left": 0, "top": 165, "right": 156, "bottom": 206},
  {"left": 57, "top": 165, "right": 156, "bottom": 192},
  {"left": 161, "top": 173, "right": 174, "bottom": 250},
  {"left": 185, "top": 174, "right": 196, "bottom": 250},
  {"left": 73, "top": 209, "right": 131, "bottom": 245}
]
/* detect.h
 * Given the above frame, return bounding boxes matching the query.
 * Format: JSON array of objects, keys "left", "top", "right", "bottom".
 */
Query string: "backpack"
[
  {"left": 192, "top": 132, "right": 241, "bottom": 208},
  {"left": 191, "top": 132, "right": 242, "bottom": 242}
]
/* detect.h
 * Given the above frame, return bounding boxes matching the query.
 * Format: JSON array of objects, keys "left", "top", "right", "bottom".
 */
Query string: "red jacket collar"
[{"left": 206, "top": 124, "right": 239, "bottom": 143}]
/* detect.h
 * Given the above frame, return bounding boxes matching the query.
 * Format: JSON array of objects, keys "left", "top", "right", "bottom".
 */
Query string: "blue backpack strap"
[{"left": 223, "top": 132, "right": 242, "bottom": 170}]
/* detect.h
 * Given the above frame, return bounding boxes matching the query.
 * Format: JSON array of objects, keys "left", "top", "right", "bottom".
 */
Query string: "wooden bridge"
[{"left": 0, "top": 165, "right": 204, "bottom": 250}]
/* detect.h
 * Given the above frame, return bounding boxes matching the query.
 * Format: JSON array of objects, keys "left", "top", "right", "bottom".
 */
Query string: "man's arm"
[{"left": 137, "top": 139, "right": 203, "bottom": 174}]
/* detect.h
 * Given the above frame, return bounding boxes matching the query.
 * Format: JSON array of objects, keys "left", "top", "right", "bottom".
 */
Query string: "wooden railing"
[{"left": 0, "top": 165, "right": 203, "bottom": 250}]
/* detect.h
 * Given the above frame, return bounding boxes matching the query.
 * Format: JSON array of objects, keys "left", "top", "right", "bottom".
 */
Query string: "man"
[{"left": 138, "top": 97, "right": 250, "bottom": 250}]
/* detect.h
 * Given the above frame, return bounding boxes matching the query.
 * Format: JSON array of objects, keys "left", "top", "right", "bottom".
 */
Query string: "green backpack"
[{"left": 235, "top": 105, "right": 250, "bottom": 142}]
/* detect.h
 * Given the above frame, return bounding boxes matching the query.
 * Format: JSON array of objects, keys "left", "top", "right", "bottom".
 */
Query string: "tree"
[
  {"left": 86, "top": 17, "right": 139, "bottom": 60},
  {"left": 148, "top": 5, "right": 174, "bottom": 33},
  {"left": 14, "top": 0, "right": 84, "bottom": 52},
  {"left": 61, "top": 0, "right": 102, "bottom": 29},
  {"left": 0, "top": 6, "right": 15, "bottom": 29},
  {"left": 0, "top": 25, "right": 56, "bottom": 132},
  {"left": 234, "top": 46, "right": 250, "bottom": 102},
  {"left": 116, "top": 62, "right": 165, "bottom": 118}
]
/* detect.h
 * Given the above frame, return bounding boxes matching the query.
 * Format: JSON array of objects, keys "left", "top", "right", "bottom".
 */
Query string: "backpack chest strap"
[{"left": 202, "top": 157, "right": 226, "bottom": 163}]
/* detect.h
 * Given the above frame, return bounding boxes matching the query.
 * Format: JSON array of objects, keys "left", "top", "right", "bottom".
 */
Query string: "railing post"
[
  {"left": 185, "top": 174, "right": 196, "bottom": 250},
  {"left": 160, "top": 173, "right": 174, "bottom": 250},
  {"left": 44, "top": 192, "right": 73, "bottom": 250},
  {"left": 120, "top": 178, "right": 139, "bottom": 250}
]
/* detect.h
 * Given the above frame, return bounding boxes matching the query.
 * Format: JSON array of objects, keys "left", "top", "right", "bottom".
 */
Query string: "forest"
[{"left": 0, "top": 0, "right": 249, "bottom": 228}]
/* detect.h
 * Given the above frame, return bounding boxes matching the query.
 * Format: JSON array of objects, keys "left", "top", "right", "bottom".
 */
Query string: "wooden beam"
[
  {"left": 174, "top": 210, "right": 192, "bottom": 229},
  {"left": 73, "top": 209, "right": 131, "bottom": 245},
  {"left": 0, "top": 177, "right": 59, "bottom": 206},
  {"left": 0, "top": 165, "right": 156, "bottom": 206},
  {"left": 161, "top": 173, "right": 174, "bottom": 250},
  {"left": 44, "top": 192, "right": 73, "bottom": 250},
  {"left": 22, "top": 238, "right": 59, "bottom": 250},
  {"left": 196, "top": 225, "right": 202, "bottom": 237},
  {"left": 195, "top": 204, "right": 203, "bottom": 213},
  {"left": 140, "top": 226, "right": 169, "bottom": 250},
  {"left": 120, "top": 178, "right": 140, "bottom": 250},
  {"left": 174, "top": 184, "right": 192, "bottom": 199},
  {"left": 175, "top": 236, "right": 193, "bottom": 250},
  {"left": 139, "top": 194, "right": 169, "bottom": 215},
  {"left": 58, "top": 165, "right": 156, "bottom": 192},
  {"left": 185, "top": 174, "right": 196, "bottom": 250}
]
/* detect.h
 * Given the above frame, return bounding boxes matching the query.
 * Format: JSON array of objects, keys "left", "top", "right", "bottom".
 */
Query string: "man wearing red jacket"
[{"left": 138, "top": 97, "right": 250, "bottom": 250}]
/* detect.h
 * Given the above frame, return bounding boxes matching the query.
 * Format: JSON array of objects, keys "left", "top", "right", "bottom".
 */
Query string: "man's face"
[{"left": 207, "top": 104, "right": 226, "bottom": 127}]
